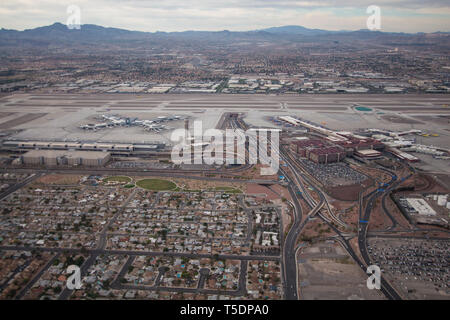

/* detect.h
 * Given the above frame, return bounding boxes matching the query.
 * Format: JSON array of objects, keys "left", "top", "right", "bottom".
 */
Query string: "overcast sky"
[{"left": 0, "top": 0, "right": 449, "bottom": 33}]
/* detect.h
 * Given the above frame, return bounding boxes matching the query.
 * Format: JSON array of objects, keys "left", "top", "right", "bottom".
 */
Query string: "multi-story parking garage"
[{"left": 20, "top": 150, "right": 111, "bottom": 167}]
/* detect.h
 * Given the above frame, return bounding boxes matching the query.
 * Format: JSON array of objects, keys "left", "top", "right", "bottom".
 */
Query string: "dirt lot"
[
  {"left": 297, "top": 242, "right": 385, "bottom": 300},
  {"left": 300, "top": 218, "right": 335, "bottom": 242},
  {"left": 368, "top": 197, "right": 401, "bottom": 231},
  {"left": 329, "top": 199, "right": 359, "bottom": 232},
  {"left": 246, "top": 184, "right": 279, "bottom": 199},
  {"left": 413, "top": 174, "right": 448, "bottom": 193},
  {"left": 34, "top": 174, "right": 83, "bottom": 185},
  {"left": 327, "top": 182, "right": 369, "bottom": 201},
  {"left": 238, "top": 164, "right": 279, "bottom": 181}
]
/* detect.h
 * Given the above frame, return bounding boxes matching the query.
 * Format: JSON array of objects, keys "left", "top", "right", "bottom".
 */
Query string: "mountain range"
[{"left": 0, "top": 22, "right": 448, "bottom": 46}]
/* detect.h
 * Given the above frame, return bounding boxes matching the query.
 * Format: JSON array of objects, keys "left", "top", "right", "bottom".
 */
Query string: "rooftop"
[{"left": 23, "top": 149, "right": 110, "bottom": 160}]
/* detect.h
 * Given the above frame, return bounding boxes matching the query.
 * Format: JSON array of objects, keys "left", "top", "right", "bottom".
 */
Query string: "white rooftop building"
[{"left": 406, "top": 198, "right": 436, "bottom": 216}]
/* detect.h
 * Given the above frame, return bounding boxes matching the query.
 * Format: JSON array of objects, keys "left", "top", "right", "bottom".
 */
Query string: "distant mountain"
[
  {"left": 258, "top": 25, "right": 335, "bottom": 35},
  {"left": 0, "top": 22, "right": 145, "bottom": 41},
  {"left": 0, "top": 23, "right": 448, "bottom": 47}
]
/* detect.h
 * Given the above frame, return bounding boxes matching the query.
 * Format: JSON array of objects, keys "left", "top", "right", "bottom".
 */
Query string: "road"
[
  {"left": 357, "top": 168, "right": 411, "bottom": 300},
  {"left": 0, "top": 173, "right": 43, "bottom": 201},
  {"left": 1, "top": 167, "right": 278, "bottom": 185},
  {"left": 15, "top": 253, "right": 60, "bottom": 300}
]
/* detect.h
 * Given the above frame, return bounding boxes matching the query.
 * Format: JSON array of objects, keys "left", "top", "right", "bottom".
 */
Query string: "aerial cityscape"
[{"left": 0, "top": 0, "right": 449, "bottom": 307}]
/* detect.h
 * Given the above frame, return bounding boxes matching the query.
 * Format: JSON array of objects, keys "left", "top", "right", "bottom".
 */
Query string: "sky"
[{"left": 0, "top": 0, "right": 449, "bottom": 33}]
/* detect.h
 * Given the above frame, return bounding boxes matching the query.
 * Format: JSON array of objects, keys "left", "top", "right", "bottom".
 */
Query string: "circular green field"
[
  {"left": 136, "top": 178, "right": 176, "bottom": 191},
  {"left": 103, "top": 176, "right": 132, "bottom": 183}
]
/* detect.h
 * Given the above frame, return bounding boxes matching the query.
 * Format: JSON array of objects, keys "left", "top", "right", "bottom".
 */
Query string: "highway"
[
  {"left": 2, "top": 114, "right": 437, "bottom": 301},
  {"left": 278, "top": 145, "right": 329, "bottom": 300},
  {"left": 228, "top": 117, "right": 304, "bottom": 299},
  {"left": 280, "top": 144, "right": 411, "bottom": 300},
  {"left": 280, "top": 173, "right": 303, "bottom": 300},
  {"left": 357, "top": 167, "right": 412, "bottom": 300}
]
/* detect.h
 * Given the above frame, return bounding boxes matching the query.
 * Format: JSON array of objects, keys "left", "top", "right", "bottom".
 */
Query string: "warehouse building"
[{"left": 21, "top": 150, "right": 111, "bottom": 167}]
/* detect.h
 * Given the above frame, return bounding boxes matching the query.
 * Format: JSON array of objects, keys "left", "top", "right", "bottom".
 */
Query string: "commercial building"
[
  {"left": 21, "top": 150, "right": 111, "bottom": 167},
  {"left": 291, "top": 139, "right": 325, "bottom": 156},
  {"left": 354, "top": 149, "right": 383, "bottom": 160},
  {"left": 335, "top": 137, "right": 384, "bottom": 156},
  {"left": 290, "top": 137, "right": 347, "bottom": 164},
  {"left": 307, "top": 146, "right": 347, "bottom": 164}
]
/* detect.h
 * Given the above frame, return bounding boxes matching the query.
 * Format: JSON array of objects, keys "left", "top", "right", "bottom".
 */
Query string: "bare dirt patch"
[
  {"left": 298, "top": 242, "right": 385, "bottom": 300},
  {"left": 327, "top": 182, "right": 368, "bottom": 202},
  {"left": 35, "top": 174, "right": 83, "bottom": 185},
  {"left": 245, "top": 184, "right": 280, "bottom": 200},
  {"left": 413, "top": 174, "right": 448, "bottom": 193}
]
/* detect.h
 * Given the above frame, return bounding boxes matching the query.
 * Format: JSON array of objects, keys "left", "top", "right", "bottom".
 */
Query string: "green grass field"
[{"left": 136, "top": 178, "right": 177, "bottom": 191}]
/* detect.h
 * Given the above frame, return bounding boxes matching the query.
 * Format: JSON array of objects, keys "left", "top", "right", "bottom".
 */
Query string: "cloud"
[{"left": 0, "top": 0, "right": 448, "bottom": 32}]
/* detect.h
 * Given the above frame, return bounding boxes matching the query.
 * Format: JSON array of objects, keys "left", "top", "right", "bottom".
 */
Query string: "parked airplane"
[{"left": 79, "top": 114, "right": 184, "bottom": 132}]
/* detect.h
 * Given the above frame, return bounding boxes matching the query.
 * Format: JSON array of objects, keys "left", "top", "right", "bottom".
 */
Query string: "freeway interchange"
[{"left": 1, "top": 117, "right": 448, "bottom": 300}]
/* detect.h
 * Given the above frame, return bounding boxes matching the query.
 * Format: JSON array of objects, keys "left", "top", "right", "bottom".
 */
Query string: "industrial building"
[
  {"left": 20, "top": 150, "right": 111, "bottom": 167},
  {"left": 395, "top": 194, "right": 449, "bottom": 229}
]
